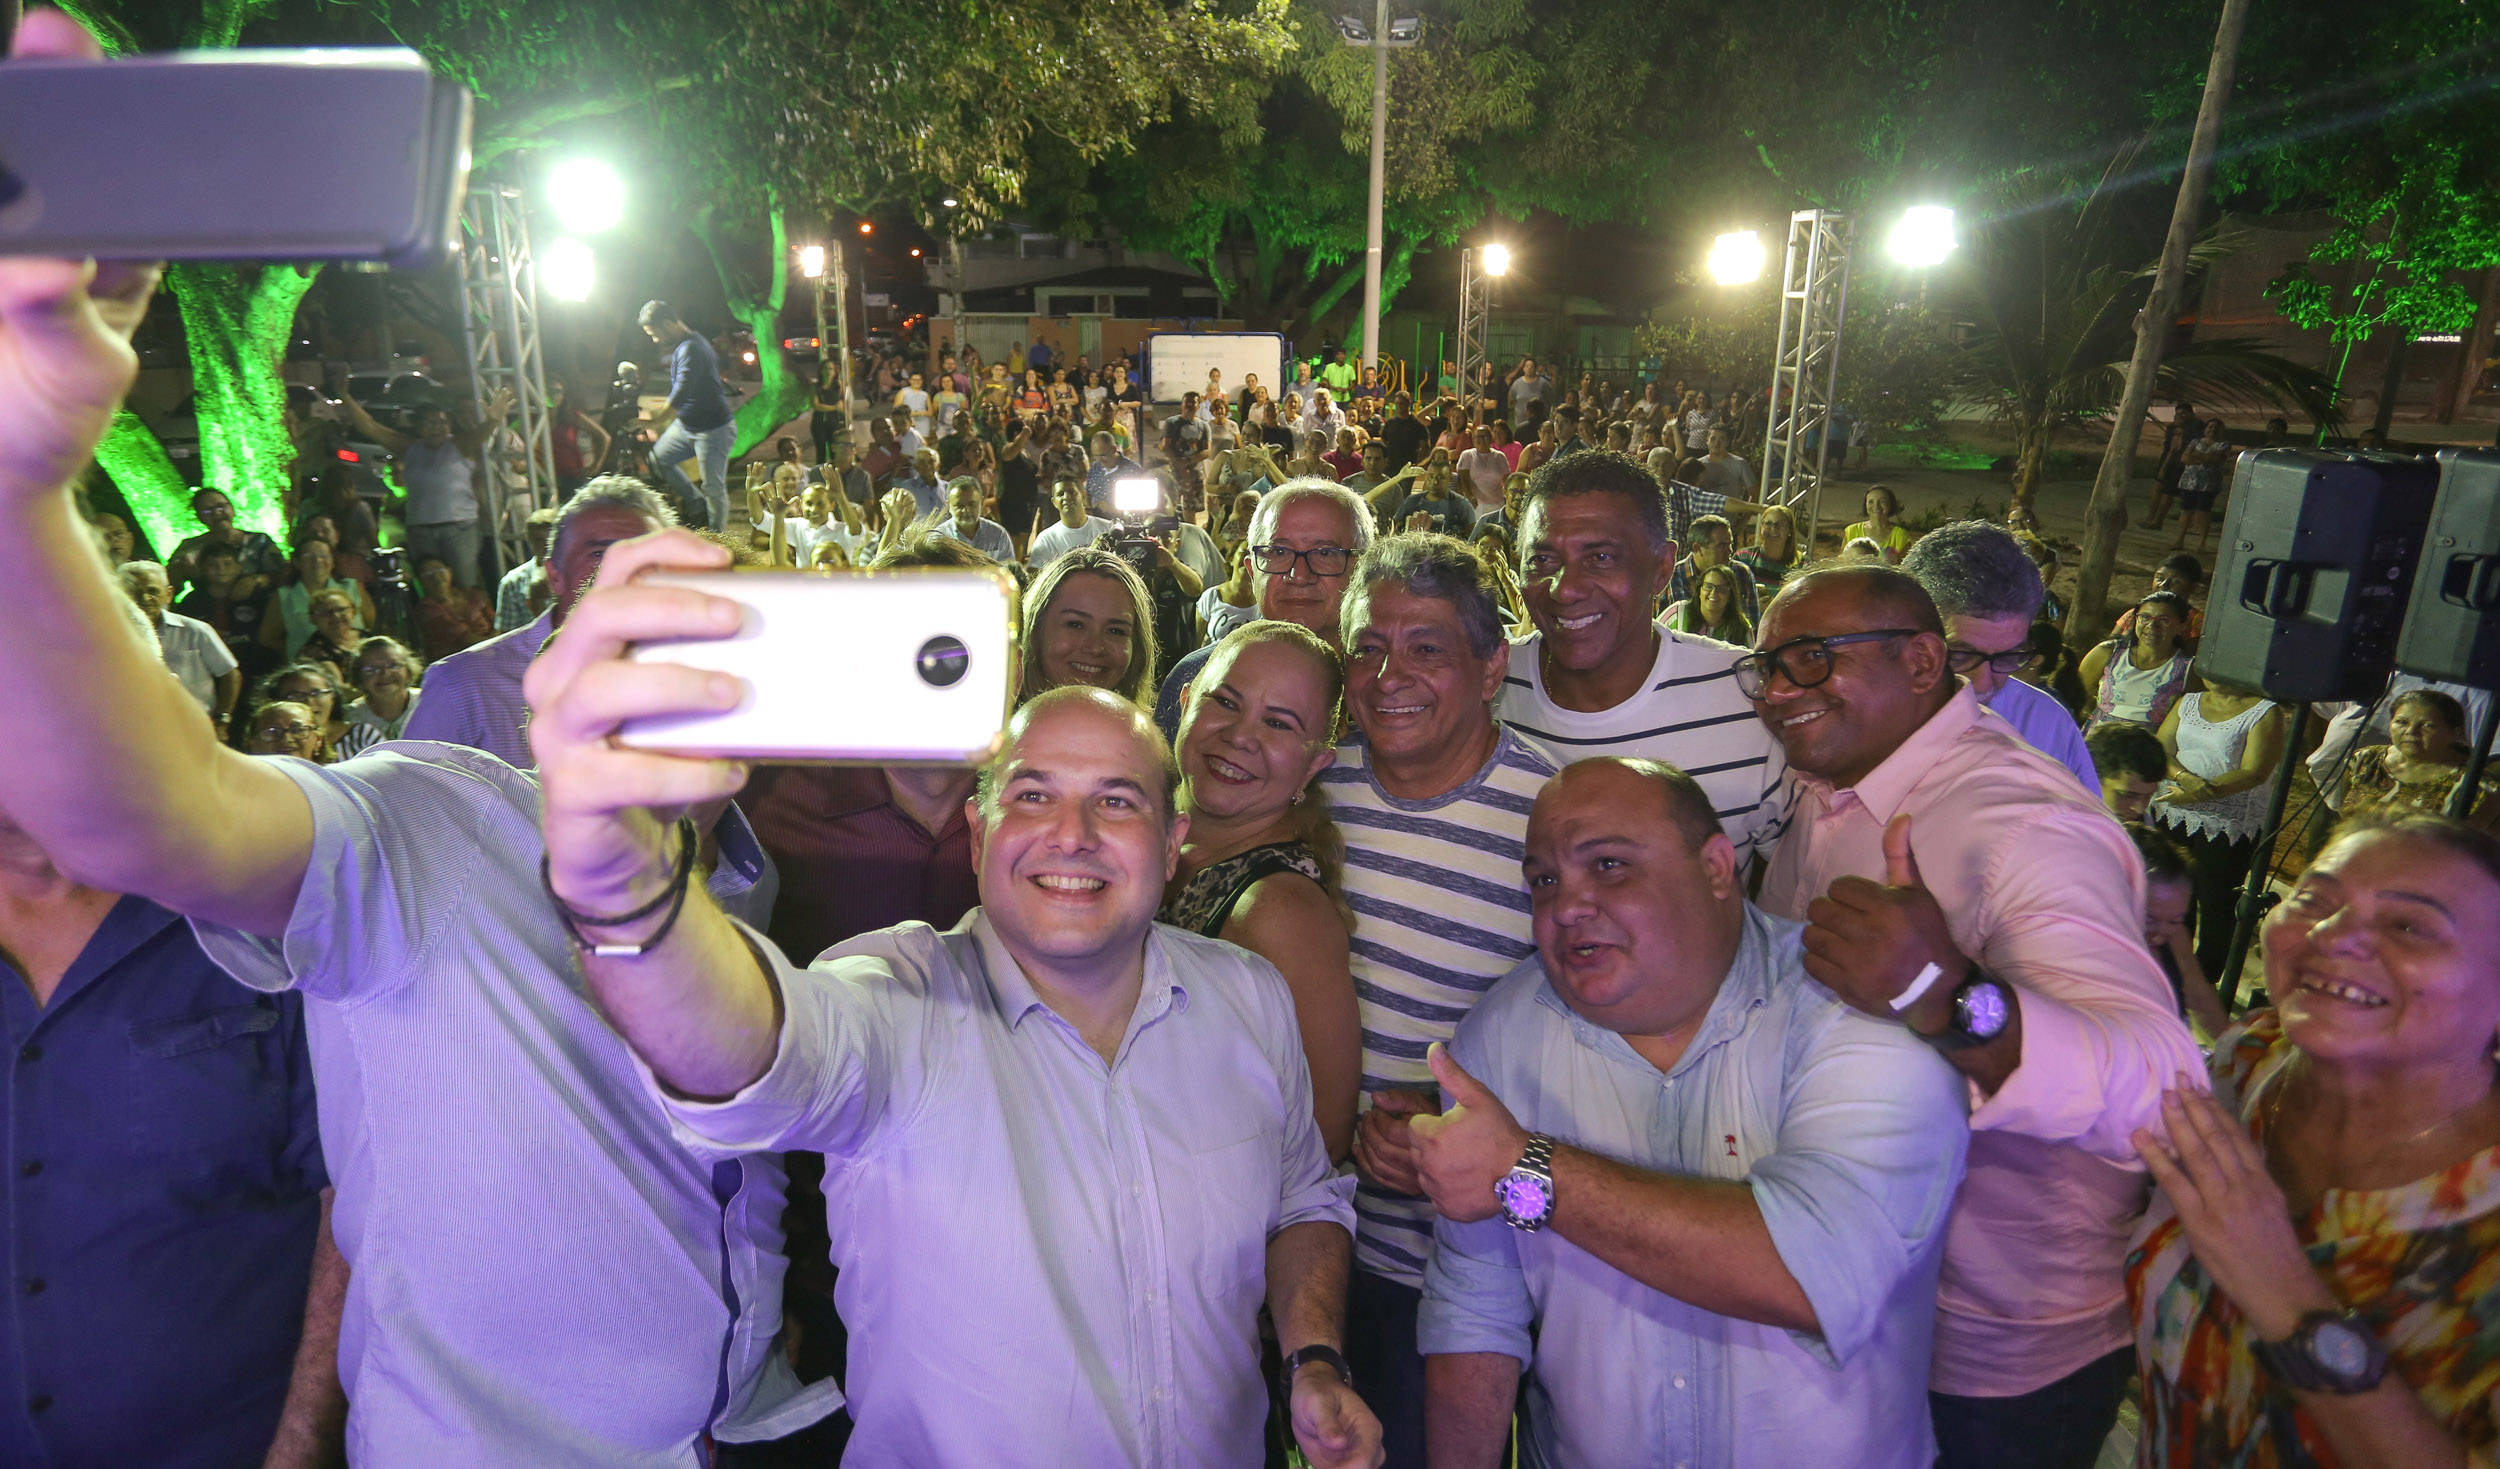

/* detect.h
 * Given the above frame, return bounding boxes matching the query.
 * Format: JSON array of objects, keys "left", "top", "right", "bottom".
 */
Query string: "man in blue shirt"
[
  {"left": 0, "top": 811, "right": 335, "bottom": 1468},
  {"left": 1900, "top": 521, "right": 2097, "bottom": 792},
  {"left": 1410, "top": 758, "right": 1969, "bottom": 1469},
  {"left": 639, "top": 300, "right": 739, "bottom": 533}
]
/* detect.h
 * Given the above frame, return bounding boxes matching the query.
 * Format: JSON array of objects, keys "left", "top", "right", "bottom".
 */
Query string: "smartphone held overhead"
[
  {"left": 0, "top": 48, "right": 471, "bottom": 268},
  {"left": 616, "top": 568, "right": 1018, "bottom": 766}
]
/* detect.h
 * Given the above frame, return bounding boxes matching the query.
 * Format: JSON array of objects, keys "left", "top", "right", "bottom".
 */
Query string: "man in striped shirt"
[
  {"left": 1320, "top": 533, "right": 1556, "bottom": 1468},
  {"left": 1496, "top": 450, "right": 1790, "bottom": 870}
]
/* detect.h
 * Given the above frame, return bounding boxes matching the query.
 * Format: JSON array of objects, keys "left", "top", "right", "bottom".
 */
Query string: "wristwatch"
[
  {"left": 2251, "top": 1309, "right": 2389, "bottom": 1394},
  {"left": 1496, "top": 1133, "right": 1558, "bottom": 1232},
  {"left": 1281, "top": 1343, "right": 1352, "bottom": 1394},
  {"left": 1918, "top": 968, "right": 2012, "bottom": 1052}
]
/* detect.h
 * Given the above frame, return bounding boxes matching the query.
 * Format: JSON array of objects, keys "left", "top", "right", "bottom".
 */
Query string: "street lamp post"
[{"left": 1340, "top": 8, "right": 1419, "bottom": 376}]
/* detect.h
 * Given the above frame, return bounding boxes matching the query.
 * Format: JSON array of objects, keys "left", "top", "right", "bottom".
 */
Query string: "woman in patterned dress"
[
  {"left": 1162, "top": 620, "right": 1359, "bottom": 1163},
  {"left": 2128, "top": 813, "right": 2500, "bottom": 1467}
]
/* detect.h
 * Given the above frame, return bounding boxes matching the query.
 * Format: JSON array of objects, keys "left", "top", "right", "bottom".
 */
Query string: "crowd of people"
[{"left": 11, "top": 17, "right": 2500, "bottom": 1458}]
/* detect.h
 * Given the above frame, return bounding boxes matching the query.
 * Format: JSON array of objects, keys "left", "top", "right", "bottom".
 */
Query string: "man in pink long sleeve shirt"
[{"left": 1746, "top": 567, "right": 2202, "bottom": 1469}]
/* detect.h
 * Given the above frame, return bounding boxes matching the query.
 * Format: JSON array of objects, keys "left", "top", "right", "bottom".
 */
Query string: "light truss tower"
[
  {"left": 1456, "top": 246, "right": 1493, "bottom": 410},
  {"left": 458, "top": 185, "right": 556, "bottom": 584},
  {"left": 1757, "top": 209, "right": 1853, "bottom": 545}
]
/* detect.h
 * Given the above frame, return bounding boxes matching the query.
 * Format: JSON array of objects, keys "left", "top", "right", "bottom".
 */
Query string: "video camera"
[{"left": 1104, "top": 475, "right": 1173, "bottom": 572}]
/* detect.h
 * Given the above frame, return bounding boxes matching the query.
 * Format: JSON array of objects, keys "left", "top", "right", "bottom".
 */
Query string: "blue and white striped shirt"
[
  {"left": 1497, "top": 623, "right": 1791, "bottom": 870},
  {"left": 1319, "top": 727, "right": 1556, "bottom": 1285}
]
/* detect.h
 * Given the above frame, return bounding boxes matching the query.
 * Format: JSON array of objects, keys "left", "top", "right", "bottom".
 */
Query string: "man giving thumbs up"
[{"left": 1748, "top": 566, "right": 2201, "bottom": 1469}]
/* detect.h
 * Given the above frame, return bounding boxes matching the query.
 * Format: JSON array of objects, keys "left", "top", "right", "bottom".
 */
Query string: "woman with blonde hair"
[
  {"left": 1737, "top": 503, "right": 1803, "bottom": 595},
  {"left": 1017, "top": 546, "right": 1159, "bottom": 707},
  {"left": 1165, "top": 619, "right": 1360, "bottom": 1161}
]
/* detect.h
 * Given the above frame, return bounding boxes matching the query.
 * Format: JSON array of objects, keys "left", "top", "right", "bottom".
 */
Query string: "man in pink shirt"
[{"left": 1744, "top": 566, "right": 2201, "bottom": 1469}]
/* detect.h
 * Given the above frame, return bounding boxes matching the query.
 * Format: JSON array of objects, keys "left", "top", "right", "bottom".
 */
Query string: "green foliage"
[
  {"left": 1942, "top": 163, "right": 2336, "bottom": 514},
  {"left": 2226, "top": 2, "right": 2500, "bottom": 364}
]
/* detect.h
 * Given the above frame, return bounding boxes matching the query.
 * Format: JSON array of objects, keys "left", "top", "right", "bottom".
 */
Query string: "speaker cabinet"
[
  {"left": 2396, "top": 449, "right": 2500, "bottom": 690},
  {"left": 2199, "top": 450, "right": 2439, "bottom": 703}
]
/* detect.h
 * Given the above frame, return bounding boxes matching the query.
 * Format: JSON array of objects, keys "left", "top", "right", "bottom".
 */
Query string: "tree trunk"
[
  {"left": 2444, "top": 265, "right": 2500, "bottom": 424},
  {"left": 2370, "top": 332, "right": 2409, "bottom": 439},
  {"left": 2009, "top": 416, "right": 2053, "bottom": 526},
  {"left": 2070, "top": 0, "right": 2254, "bottom": 645},
  {"left": 104, "top": 263, "right": 319, "bottom": 559},
  {"left": 693, "top": 201, "right": 813, "bottom": 459}
]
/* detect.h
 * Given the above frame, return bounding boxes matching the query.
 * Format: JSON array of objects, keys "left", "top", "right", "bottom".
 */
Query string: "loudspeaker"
[
  {"left": 2198, "top": 449, "right": 2440, "bottom": 703},
  {"left": 2396, "top": 449, "right": 2500, "bottom": 690}
]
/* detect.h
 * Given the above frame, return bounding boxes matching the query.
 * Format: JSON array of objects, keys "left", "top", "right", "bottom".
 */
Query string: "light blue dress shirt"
[
  {"left": 401, "top": 607, "right": 552, "bottom": 770},
  {"left": 1981, "top": 676, "right": 2097, "bottom": 793},
  {"left": 652, "top": 910, "right": 1358, "bottom": 1469},
  {"left": 1418, "top": 905, "right": 1969, "bottom": 1469},
  {"left": 191, "top": 746, "right": 837, "bottom": 1467}
]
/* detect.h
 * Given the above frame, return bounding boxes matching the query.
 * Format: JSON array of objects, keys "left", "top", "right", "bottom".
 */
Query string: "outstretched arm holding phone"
[{"left": 0, "top": 12, "right": 313, "bottom": 940}]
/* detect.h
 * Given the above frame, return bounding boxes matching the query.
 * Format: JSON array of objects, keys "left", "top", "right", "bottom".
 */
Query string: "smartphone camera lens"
[{"left": 914, "top": 635, "right": 970, "bottom": 689}]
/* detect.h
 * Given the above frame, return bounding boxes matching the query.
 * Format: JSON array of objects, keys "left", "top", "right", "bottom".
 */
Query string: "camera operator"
[
  {"left": 339, "top": 381, "right": 512, "bottom": 591},
  {"left": 1106, "top": 473, "right": 1205, "bottom": 681}
]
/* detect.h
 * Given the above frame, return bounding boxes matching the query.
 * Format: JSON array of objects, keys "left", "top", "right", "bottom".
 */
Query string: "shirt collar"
[
  {"left": 969, "top": 908, "right": 1187, "bottom": 1039},
  {"left": 18, "top": 893, "right": 185, "bottom": 1024},
  {"left": 1806, "top": 682, "right": 1982, "bottom": 824},
  {"left": 1530, "top": 902, "right": 1774, "bottom": 1080}
]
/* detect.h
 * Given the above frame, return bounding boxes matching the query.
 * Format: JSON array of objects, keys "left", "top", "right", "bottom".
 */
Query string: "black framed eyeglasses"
[
  {"left": 1946, "top": 645, "right": 2030, "bottom": 678},
  {"left": 1733, "top": 629, "right": 1923, "bottom": 700},
  {"left": 1250, "top": 544, "right": 1352, "bottom": 579}
]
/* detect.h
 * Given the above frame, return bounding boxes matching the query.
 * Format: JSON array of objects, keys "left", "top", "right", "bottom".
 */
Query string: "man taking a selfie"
[{"left": 0, "top": 47, "right": 837, "bottom": 1458}]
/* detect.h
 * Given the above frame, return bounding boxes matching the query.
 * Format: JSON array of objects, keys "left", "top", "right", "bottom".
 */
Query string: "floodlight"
[
  {"left": 1888, "top": 205, "right": 1957, "bottom": 267},
  {"left": 858, "top": 221, "right": 874, "bottom": 235},
  {"left": 1113, "top": 476, "right": 1161, "bottom": 516},
  {"left": 1707, "top": 230, "right": 1766, "bottom": 286},
  {"left": 546, "top": 159, "right": 624, "bottom": 235},
  {"left": 1481, "top": 243, "right": 1510, "bottom": 277},
  {"left": 542, "top": 237, "right": 595, "bottom": 302},
  {"left": 799, "top": 244, "right": 825, "bottom": 279}
]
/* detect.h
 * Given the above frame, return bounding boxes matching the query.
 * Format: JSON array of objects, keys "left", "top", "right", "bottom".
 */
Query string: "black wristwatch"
[
  {"left": 1917, "top": 968, "right": 2012, "bottom": 1053},
  {"left": 1282, "top": 1343, "right": 1353, "bottom": 1394},
  {"left": 2251, "top": 1309, "right": 2389, "bottom": 1395}
]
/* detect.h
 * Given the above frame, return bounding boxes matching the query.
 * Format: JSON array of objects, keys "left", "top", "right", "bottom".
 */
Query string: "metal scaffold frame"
[
  {"left": 1456, "top": 245, "right": 1492, "bottom": 411},
  {"left": 1757, "top": 210, "right": 1853, "bottom": 545},
  {"left": 458, "top": 185, "right": 556, "bottom": 584}
]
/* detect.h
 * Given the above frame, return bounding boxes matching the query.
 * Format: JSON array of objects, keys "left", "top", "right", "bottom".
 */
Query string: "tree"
[
  {"left": 1943, "top": 165, "right": 2333, "bottom": 526},
  {"left": 2227, "top": 0, "right": 2500, "bottom": 432},
  {"left": 60, "top": 0, "right": 320, "bottom": 560},
  {"left": 380, "top": 0, "right": 1291, "bottom": 452}
]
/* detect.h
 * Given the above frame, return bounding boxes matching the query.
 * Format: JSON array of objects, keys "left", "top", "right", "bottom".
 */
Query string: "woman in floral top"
[
  {"left": 2127, "top": 813, "right": 2500, "bottom": 1467},
  {"left": 2340, "top": 689, "right": 2500, "bottom": 829}
]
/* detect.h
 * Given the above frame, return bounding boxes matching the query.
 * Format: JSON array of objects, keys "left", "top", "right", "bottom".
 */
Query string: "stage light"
[
  {"left": 1708, "top": 230, "right": 1766, "bottom": 286},
  {"left": 1888, "top": 205, "right": 1957, "bottom": 267},
  {"left": 1482, "top": 243, "right": 1510, "bottom": 277},
  {"left": 799, "top": 244, "right": 825, "bottom": 279},
  {"left": 546, "top": 159, "right": 624, "bottom": 235},
  {"left": 542, "top": 237, "right": 595, "bottom": 301}
]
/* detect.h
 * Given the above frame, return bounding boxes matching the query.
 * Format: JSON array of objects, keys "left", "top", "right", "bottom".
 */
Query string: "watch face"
[
  {"left": 1496, "top": 1173, "right": 1551, "bottom": 1220},
  {"left": 1961, "top": 981, "right": 2011, "bottom": 1039},
  {"left": 2312, "top": 1322, "right": 2372, "bottom": 1378}
]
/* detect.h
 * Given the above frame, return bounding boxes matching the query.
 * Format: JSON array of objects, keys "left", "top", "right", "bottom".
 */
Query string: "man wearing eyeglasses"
[
  {"left": 1899, "top": 521, "right": 2096, "bottom": 791},
  {"left": 1743, "top": 566, "right": 2201, "bottom": 1469},
  {"left": 1151, "top": 480, "right": 1375, "bottom": 739}
]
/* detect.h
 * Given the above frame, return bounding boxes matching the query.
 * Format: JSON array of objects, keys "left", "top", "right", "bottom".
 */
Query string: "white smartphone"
[
  {"left": 0, "top": 49, "right": 470, "bottom": 269},
  {"left": 616, "top": 568, "right": 1017, "bottom": 765}
]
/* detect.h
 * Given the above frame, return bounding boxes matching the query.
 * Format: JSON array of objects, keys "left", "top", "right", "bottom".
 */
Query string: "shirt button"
[
  {"left": 27, "top": 1394, "right": 50, "bottom": 1414},
  {"left": 17, "top": 1161, "right": 38, "bottom": 1179},
  {"left": 16, "top": 1044, "right": 36, "bottom": 1063},
  {"left": 1673, "top": 1375, "right": 1685, "bottom": 1388},
  {"left": 23, "top": 1278, "right": 43, "bottom": 1297}
]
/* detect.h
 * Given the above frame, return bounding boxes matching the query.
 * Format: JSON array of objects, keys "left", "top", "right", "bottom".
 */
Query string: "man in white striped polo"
[
  {"left": 1495, "top": 449, "right": 1791, "bottom": 872},
  {"left": 1320, "top": 533, "right": 1557, "bottom": 1467}
]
